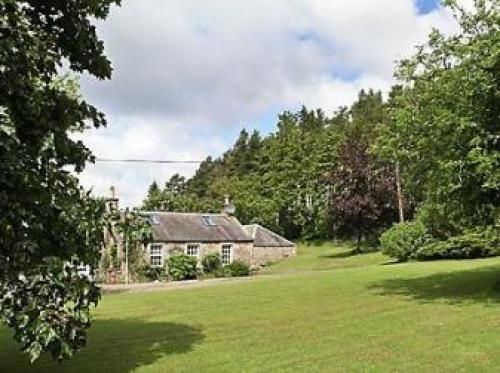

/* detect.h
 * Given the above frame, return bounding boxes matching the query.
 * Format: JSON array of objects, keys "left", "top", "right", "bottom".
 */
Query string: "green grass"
[
  {"left": 261, "top": 241, "right": 388, "bottom": 274},
  {"left": 3, "top": 244, "right": 500, "bottom": 372}
]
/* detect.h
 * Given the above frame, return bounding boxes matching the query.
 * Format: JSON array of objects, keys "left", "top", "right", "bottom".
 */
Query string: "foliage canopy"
[
  {"left": 0, "top": 0, "right": 119, "bottom": 362},
  {"left": 377, "top": 0, "right": 500, "bottom": 236}
]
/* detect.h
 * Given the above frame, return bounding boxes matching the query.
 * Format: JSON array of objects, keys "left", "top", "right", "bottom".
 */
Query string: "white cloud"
[
  {"left": 286, "top": 74, "right": 394, "bottom": 112},
  {"left": 78, "top": 0, "right": 459, "bottom": 206},
  {"left": 303, "top": 1, "right": 457, "bottom": 77},
  {"left": 77, "top": 115, "right": 225, "bottom": 206}
]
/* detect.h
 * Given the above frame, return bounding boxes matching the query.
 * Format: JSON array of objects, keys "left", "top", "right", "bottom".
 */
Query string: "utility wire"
[{"left": 95, "top": 158, "right": 203, "bottom": 164}]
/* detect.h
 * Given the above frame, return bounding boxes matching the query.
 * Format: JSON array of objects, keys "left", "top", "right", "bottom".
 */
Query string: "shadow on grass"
[
  {"left": 368, "top": 264, "right": 500, "bottom": 304},
  {"left": 321, "top": 247, "right": 379, "bottom": 260},
  {"left": 0, "top": 318, "right": 204, "bottom": 372},
  {"left": 320, "top": 249, "right": 358, "bottom": 259}
]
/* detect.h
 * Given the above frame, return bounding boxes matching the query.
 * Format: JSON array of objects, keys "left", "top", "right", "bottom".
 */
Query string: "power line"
[{"left": 95, "top": 158, "right": 203, "bottom": 164}]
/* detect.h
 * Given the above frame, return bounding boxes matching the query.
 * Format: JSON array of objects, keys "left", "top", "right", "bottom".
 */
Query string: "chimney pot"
[
  {"left": 106, "top": 185, "right": 119, "bottom": 211},
  {"left": 221, "top": 195, "right": 235, "bottom": 216}
]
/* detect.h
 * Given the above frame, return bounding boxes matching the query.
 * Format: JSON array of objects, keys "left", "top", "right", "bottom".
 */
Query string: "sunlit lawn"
[
  {"left": 261, "top": 241, "right": 388, "bottom": 274},
  {"left": 2, "top": 243, "right": 500, "bottom": 372}
]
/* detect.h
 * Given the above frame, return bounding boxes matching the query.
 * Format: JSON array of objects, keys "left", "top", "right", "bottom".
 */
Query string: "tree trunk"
[
  {"left": 395, "top": 161, "right": 405, "bottom": 223},
  {"left": 355, "top": 228, "right": 362, "bottom": 253}
]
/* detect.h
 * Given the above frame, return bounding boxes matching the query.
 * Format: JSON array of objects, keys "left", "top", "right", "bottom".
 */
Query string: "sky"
[{"left": 77, "top": 0, "right": 460, "bottom": 207}]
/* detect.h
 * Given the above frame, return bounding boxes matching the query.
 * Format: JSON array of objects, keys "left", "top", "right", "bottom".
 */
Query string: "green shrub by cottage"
[
  {"left": 214, "top": 266, "right": 232, "bottom": 278},
  {"left": 228, "top": 261, "right": 251, "bottom": 277},
  {"left": 380, "top": 221, "right": 431, "bottom": 262},
  {"left": 415, "top": 228, "right": 500, "bottom": 261},
  {"left": 167, "top": 254, "right": 198, "bottom": 281},
  {"left": 137, "top": 264, "right": 167, "bottom": 282},
  {"left": 202, "top": 253, "right": 222, "bottom": 273}
]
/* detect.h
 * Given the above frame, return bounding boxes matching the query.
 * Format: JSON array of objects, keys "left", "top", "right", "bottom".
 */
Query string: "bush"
[
  {"left": 202, "top": 252, "right": 222, "bottom": 273},
  {"left": 213, "top": 266, "right": 232, "bottom": 278},
  {"left": 228, "top": 261, "right": 251, "bottom": 277},
  {"left": 415, "top": 229, "right": 500, "bottom": 260},
  {"left": 380, "top": 221, "right": 431, "bottom": 262},
  {"left": 137, "top": 264, "right": 166, "bottom": 282},
  {"left": 167, "top": 254, "right": 198, "bottom": 281},
  {"left": 416, "top": 202, "right": 461, "bottom": 240}
]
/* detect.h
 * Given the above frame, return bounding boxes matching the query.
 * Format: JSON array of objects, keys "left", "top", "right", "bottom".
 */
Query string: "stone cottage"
[{"left": 141, "top": 211, "right": 296, "bottom": 268}]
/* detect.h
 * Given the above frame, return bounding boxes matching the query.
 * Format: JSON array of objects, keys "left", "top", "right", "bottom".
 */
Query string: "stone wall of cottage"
[
  {"left": 146, "top": 242, "right": 254, "bottom": 267},
  {"left": 145, "top": 242, "right": 295, "bottom": 268},
  {"left": 252, "top": 246, "right": 296, "bottom": 267}
]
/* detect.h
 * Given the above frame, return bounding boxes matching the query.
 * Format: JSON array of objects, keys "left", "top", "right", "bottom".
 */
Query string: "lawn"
[
  {"left": 261, "top": 241, "right": 388, "bottom": 274},
  {"left": 2, "top": 244, "right": 500, "bottom": 372}
]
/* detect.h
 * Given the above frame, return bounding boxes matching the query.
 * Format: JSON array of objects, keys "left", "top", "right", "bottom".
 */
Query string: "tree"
[
  {"left": 228, "top": 129, "right": 250, "bottom": 174},
  {"left": 142, "top": 181, "right": 163, "bottom": 211},
  {"left": 109, "top": 209, "right": 152, "bottom": 284},
  {"left": 350, "top": 89, "right": 385, "bottom": 132},
  {"left": 244, "top": 130, "right": 262, "bottom": 173},
  {"left": 326, "top": 137, "right": 398, "bottom": 250},
  {"left": 148, "top": 181, "right": 160, "bottom": 197},
  {"left": 377, "top": 0, "right": 500, "bottom": 237},
  {"left": 186, "top": 156, "right": 220, "bottom": 198},
  {"left": 165, "top": 174, "right": 187, "bottom": 195},
  {"left": 0, "top": 0, "right": 119, "bottom": 362}
]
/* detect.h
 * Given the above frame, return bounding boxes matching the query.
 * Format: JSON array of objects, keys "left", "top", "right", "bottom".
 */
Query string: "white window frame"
[
  {"left": 185, "top": 244, "right": 200, "bottom": 259},
  {"left": 149, "top": 244, "right": 163, "bottom": 267},
  {"left": 220, "top": 244, "right": 233, "bottom": 266}
]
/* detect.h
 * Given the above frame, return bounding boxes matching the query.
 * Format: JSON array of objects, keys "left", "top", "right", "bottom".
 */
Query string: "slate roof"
[
  {"left": 141, "top": 212, "right": 253, "bottom": 243},
  {"left": 244, "top": 224, "right": 295, "bottom": 247}
]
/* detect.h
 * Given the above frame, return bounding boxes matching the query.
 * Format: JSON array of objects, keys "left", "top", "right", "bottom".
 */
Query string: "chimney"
[
  {"left": 221, "top": 195, "right": 236, "bottom": 216},
  {"left": 106, "top": 185, "right": 119, "bottom": 212}
]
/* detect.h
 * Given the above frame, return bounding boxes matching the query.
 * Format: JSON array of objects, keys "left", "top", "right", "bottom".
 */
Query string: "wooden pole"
[
  {"left": 124, "top": 208, "right": 129, "bottom": 285},
  {"left": 395, "top": 160, "right": 405, "bottom": 223},
  {"left": 125, "top": 237, "right": 129, "bottom": 285}
]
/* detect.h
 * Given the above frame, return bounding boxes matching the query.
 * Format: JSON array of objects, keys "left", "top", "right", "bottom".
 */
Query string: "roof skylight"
[
  {"left": 201, "top": 215, "right": 217, "bottom": 226},
  {"left": 149, "top": 215, "right": 160, "bottom": 225}
]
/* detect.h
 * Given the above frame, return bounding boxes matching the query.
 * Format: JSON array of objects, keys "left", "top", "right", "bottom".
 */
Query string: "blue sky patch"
[
  {"left": 296, "top": 31, "right": 321, "bottom": 43},
  {"left": 415, "top": 0, "right": 441, "bottom": 14}
]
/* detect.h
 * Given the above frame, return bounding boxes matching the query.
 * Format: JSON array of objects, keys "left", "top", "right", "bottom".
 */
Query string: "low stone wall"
[
  {"left": 252, "top": 246, "right": 296, "bottom": 267},
  {"left": 194, "top": 242, "right": 254, "bottom": 265}
]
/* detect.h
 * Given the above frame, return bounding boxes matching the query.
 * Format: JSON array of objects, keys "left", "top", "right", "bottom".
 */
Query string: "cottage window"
[
  {"left": 186, "top": 244, "right": 199, "bottom": 258},
  {"left": 149, "top": 244, "right": 163, "bottom": 267},
  {"left": 220, "top": 244, "right": 232, "bottom": 265}
]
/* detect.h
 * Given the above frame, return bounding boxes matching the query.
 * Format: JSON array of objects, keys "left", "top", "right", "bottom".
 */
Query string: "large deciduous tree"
[
  {"left": 0, "top": 0, "right": 119, "bottom": 362},
  {"left": 326, "top": 137, "right": 398, "bottom": 249},
  {"left": 377, "top": 0, "right": 500, "bottom": 237}
]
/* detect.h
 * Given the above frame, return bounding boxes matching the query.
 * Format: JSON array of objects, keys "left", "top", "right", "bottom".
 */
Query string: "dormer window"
[{"left": 201, "top": 215, "right": 216, "bottom": 226}]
